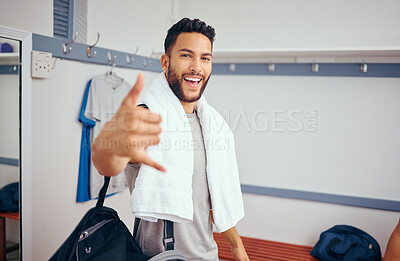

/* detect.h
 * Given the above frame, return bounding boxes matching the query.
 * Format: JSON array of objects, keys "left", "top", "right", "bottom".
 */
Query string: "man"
[{"left": 92, "top": 18, "right": 249, "bottom": 260}]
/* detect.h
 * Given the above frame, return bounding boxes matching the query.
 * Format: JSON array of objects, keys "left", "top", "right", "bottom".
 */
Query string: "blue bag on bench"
[
  {"left": 0, "top": 182, "right": 19, "bottom": 212},
  {"left": 311, "top": 225, "right": 381, "bottom": 261}
]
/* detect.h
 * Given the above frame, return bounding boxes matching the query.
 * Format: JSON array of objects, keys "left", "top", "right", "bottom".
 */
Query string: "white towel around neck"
[{"left": 131, "top": 72, "right": 244, "bottom": 232}]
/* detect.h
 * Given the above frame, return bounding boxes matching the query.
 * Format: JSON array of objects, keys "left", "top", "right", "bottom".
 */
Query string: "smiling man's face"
[{"left": 162, "top": 32, "right": 213, "bottom": 103}]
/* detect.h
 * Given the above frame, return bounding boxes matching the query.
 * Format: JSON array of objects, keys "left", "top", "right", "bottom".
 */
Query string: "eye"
[
  {"left": 202, "top": 57, "right": 211, "bottom": 61},
  {"left": 182, "top": 54, "right": 191, "bottom": 58}
]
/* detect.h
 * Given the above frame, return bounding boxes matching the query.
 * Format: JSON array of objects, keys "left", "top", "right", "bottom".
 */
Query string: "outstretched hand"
[{"left": 92, "top": 73, "right": 165, "bottom": 176}]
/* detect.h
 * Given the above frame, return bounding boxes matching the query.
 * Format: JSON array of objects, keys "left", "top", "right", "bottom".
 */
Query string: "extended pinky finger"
[{"left": 141, "top": 155, "right": 166, "bottom": 173}]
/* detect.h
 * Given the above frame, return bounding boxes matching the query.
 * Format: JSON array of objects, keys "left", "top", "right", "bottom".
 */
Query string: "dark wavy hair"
[{"left": 164, "top": 18, "right": 216, "bottom": 56}]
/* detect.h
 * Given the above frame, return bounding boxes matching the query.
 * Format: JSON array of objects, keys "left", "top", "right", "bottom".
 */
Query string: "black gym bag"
[{"left": 49, "top": 176, "right": 186, "bottom": 261}]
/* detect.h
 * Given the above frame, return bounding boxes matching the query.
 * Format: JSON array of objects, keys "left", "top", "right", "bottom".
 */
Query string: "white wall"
[
  {"left": 205, "top": 75, "right": 400, "bottom": 200},
  {"left": 0, "top": 0, "right": 52, "bottom": 36},
  {"left": 0, "top": 0, "right": 399, "bottom": 259},
  {"left": 87, "top": 0, "right": 176, "bottom": 56},
  {"left": 178, "top": 0, "right": 400, "bottom": 49}
]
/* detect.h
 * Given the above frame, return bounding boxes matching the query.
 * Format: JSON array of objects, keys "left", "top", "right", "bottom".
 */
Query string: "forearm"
[
  {"left": 221, "top": 227, "right": 249, "bottom": 261},
  {"left": 221, "top": 227, "right": 244, "bottom": 248}
]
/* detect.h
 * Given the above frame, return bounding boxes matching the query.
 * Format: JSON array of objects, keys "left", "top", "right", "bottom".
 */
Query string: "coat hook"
[
  {"left": 268, "top": 63, "right": 275, "bottom": 72},
  {"left": 126, "top": 47, "right": 139, "bottom": 64},
  {"left": 62, "top": 32, "right": 78, "bottom": 54},
  {"left": 87, "top": 32, "right": 100, "bottom": 58},
  {"left": 361, "top": 63, "right": 368, "bottom": 73},
  {"left": 312, "top": 63, "right": 319, "bottom": 73},
  {"left": 107, "top": 51, "right": 116, "bottom": 67},
  {"left": 143, "top": 49, "right": 154, "bottom": 67}
]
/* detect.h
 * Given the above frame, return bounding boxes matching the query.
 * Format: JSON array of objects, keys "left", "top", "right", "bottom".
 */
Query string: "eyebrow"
[{"left": 178, "top": 48, "right": 212, "bottom": 57}]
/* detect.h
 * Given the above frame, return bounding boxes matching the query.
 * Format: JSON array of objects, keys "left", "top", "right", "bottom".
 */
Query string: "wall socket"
[{"left": 31, "top": 51, "right": 52, "bottom": 78}]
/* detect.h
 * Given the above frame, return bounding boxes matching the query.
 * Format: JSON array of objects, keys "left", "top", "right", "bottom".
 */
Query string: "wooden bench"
[
  {"left": 213, "top": 232, "right": 318, "bottom": 261},
  {"left": 0, "top": 212, "right": 19, "bottom": 261}
]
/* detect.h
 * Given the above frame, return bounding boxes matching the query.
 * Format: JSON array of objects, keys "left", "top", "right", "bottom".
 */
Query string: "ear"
[{"left": 161, "top": 54, "right": 169, "bottom": 72}]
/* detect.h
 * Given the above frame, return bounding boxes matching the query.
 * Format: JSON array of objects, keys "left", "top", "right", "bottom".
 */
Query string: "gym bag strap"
[
  {"left": 134, "top": 217, "right": 141, "bottom": 239},
  {"left": 163, "top": 220, "right": 175, "bottom": 251},
  {"left": 133, "top": 218, "right": 176, "bottom": 251},
  {"left": 96, "top": 176, "right": 110, "bottom": 207}
]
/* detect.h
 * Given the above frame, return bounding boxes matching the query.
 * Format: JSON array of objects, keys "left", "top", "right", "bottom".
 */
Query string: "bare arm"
[
  {"left": 91, "top": 73, "right": 165, "bottom": 176},
  {"left": 384, "top": 219, "right": 400, "bottom": 261},
  {"left": 221, "top": 226, "right": 249, "bottom": 261}
]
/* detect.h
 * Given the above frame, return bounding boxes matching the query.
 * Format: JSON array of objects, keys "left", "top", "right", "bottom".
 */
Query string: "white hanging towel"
[{"left": 131, "top": 72, "right": 244, "bottom": 232}]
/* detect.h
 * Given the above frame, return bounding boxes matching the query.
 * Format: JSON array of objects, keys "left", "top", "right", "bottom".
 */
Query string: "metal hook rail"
[{"left": 33, "top": 33, "right": 162, "bottom": 72}]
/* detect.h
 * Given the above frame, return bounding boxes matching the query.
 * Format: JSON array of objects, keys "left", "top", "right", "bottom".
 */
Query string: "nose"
[{"left": 189, "top": 58, "right": 202, "bottom": 73}]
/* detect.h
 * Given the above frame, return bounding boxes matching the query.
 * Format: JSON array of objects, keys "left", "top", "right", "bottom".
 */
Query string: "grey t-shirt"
[{"left": 125, "top": 111, "right": 219, "bottom": 260}]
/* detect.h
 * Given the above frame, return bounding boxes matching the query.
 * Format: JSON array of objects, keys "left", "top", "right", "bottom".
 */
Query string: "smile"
[{"left": 184, "top": 76, "right": 202, "bottom": 87}]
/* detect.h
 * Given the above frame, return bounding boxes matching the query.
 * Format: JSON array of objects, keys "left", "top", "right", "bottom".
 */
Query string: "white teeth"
[{"left": 184, "top": 77, "right": 201, "bottom": 82}]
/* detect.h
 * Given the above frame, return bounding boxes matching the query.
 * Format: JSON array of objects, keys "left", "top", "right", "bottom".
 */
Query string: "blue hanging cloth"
[{"left": 76, "top": 80, "right": 96, "bottom": 202}]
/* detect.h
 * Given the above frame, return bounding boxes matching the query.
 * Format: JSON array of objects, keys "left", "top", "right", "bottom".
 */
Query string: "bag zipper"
[
  {"left": 78, "top": 219, "right": 114, "bottom": 242},
  {"left": 75, "top": 219, "right": 114, "bottom": 260}
]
